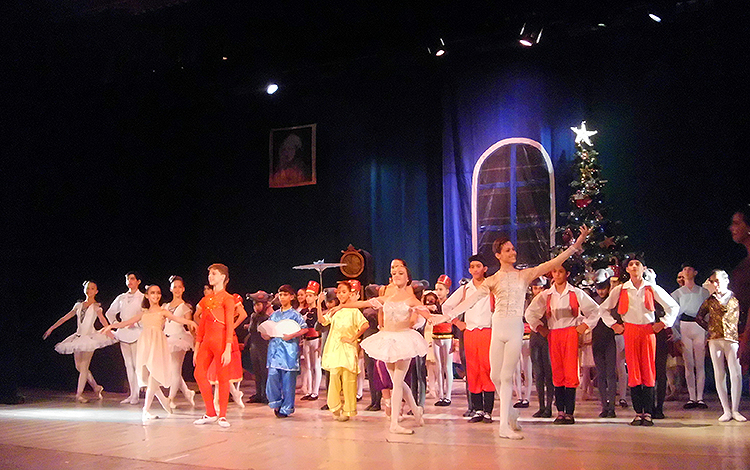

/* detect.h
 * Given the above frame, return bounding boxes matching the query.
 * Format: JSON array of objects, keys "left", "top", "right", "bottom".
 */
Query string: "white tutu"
[
  {"left": 166, "top": 333, "right": 193, "bottom": 353},
  {"left": 114, "top": 326, "right": 142, "bottom": 344},
  {"left": 360, "top": 328, "right": 429, "bottom": 363},
  {"left": 55, "top": 332, "right": 116, "bottom": 354}
]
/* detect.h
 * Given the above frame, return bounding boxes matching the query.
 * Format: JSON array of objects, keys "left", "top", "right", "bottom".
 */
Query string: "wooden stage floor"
[{"left": 1, "top": 383, "right": 748, "bottom": 470}]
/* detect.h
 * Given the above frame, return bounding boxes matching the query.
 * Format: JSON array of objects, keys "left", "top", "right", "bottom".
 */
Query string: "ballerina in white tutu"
[
  {"left": 163, "top": 276, "right": 196, "bottom": 409},
  {"left": 43, "top": 280, "right": 116, "bottom": 403},
  {"left": 329, "top": 259, "right": 431, "bottom": 434},
  {"left": 102, "top": 285, "right": 197, "bottom": 423}
]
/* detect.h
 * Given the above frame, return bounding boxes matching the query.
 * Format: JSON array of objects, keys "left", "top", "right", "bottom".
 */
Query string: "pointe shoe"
[
  {"left": 160, "top": 399, "right": 173, "bottom": 415},
  {"left": 732, "top": 412, "right": 747, "bottom": 422},
  {"left": 142, "top": 411, "right": 158, "bottom": 424},
  {"left": 413, "top": 406, "right": 425, "bottom": 426},
  {"left": 509, "top": 408, "right": 522, "bottom": 431},
  {"left": 498, "top": 427, "right": 524, "bottom": 440},
  {"left": 384, "top": 399, "right": 391, "bottom": 417},
  {"left": 232, "top": 390, "right": 245, "bottom": 408},
  {"left": 76, "top": 395, "right": 89, "bottom": 404},
  {"left": 718, "top": 413, "right": 732, "bottom": 422},
  {"left": 94, "top": 385, "right": 104, "bottom": 399},
  {"left": 186, "top": 389, "right": 196, "bottom": 407},
  {"left": 389, "top": 424, "right": 414, "bottom": 435},
  {"left": 193, "top": 414, "right": 218, "bottom": 425}
]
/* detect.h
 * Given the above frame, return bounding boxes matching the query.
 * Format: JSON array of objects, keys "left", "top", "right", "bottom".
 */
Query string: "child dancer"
[
  {"left": 590, "top": 269, "right": 620, "bottom": 418},
  {"left": 102, "top": 285, "right": 197, "bottom": 423},
  {"left": 432, "top": 275, "right": 454, "bottom": 406},
  {"left": 209, "top": 293, "right": 247, "bottom": 410},
  {"left": 598, "top": 255, "right": 679, "bottom": 426},
  {"left": 334, "top": 260, "right": 429, "bottom": 434},
  {"left": 447, "top": 226, "right": 592, "bottom": 439},
  {"left": 244, "top": 291, "right": 272, "bottom": 404},
  {"left": 44, "top": 280, "right": 115, "bottom": 403},
  {"left": 263, "top": 284, "right": 308, "bottom": 418},
  {"left": 105, "top": 272, "right": 144, "bottom": 405},
  {"left": 193, "top": 264, "right": 237, "bottom": 427},
  {"left": 528, "top": 276, "right": 554, "bottom": 418},
  {"left": 525, "top": 261, "right": 599, "bottom": 424},
  {"left": 318, "top": 281, "right": 368, "bottom": 421},
  {"left": 300, "top": 281, "right": 323, "bottom": 401},
  {"left": 697, "top": 270, "right": 746, "bottom": 422},
  {"left": 163, "top": 275, "right": 196, "bottom": 409}
]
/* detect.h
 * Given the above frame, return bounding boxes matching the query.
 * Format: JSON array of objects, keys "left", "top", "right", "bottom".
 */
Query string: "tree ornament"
[{"left": 571, "top": 121, "right": 598, "bottom": 146}]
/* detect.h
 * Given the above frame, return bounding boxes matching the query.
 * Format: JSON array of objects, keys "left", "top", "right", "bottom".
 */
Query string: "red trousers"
[
  {"left": 623, "top": 323, "right": 656, "bottom": 387},
  {"left": 548, "top": 326, "right": 580, "bottom": 388},
  {"left": 464, "top": 328, "right": 495, "bottom": 393},
  {"left": 194, "top": 320, "right": 230, "bottom": 417}
]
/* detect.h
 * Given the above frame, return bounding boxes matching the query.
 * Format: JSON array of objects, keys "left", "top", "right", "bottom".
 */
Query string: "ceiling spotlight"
[
  {"left": 519, "top": 23, "right": 543, "bottom": 47},
  {"left": 427, "top": 38, "right": 446, "bottom": 57},
  {"left": 648, "top": 13, "right": 662, "bottom": 22},
  {"left": 266, "top": 83, "right": 279, "bottom": 95},
  {"left": 222, "top": 56, "right": 228, "bottom": 61}
]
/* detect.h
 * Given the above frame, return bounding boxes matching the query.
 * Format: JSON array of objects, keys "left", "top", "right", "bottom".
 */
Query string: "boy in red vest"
[
  {"left": 598, "top": 254, "right": 679, "bottom": 426},
  {"left": 525, "top": 260, "right": 599, "bottom": 424}
]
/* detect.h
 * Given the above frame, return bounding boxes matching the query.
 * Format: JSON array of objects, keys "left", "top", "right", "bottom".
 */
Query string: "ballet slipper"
[
  {"left": 142, "top": 411, "right": 157, "bottom": 424},
  {"left": 509, "top": 408, "right": 522, "bottom": 431},
  {"left": 498, "top": 427, "right": 524, "bottom": 440},
  {"left": 217, "top": 417, "right": 231, "bottom": 428},
  {"left": 94, "top": 385, "right": 104, "bottom": 399},
  {"left": 413, "top": 406, "right": 425, "bottom": 426},
  {"left": 193, "top": 414, "right": 218, "bottom": 425},
  {"left": 389, "top": 424, "right": 414, "bottom": 435},
  {"left": 232, "top": 390, "right": 245, "bottom": 408},
  {"left": 732, "top": 411, "right": 747, "bottom": 422},
  {"left": 718, "top": 413, "right": 732, "bottom": 422},
  {"left": 76, "top": 395, "right": 89, "bottom": 404},
  {"left": 186, "top": 389, "right": 196, "bottom": 407},
  {"left": 384, "top": 399, "right": 391, "bottom": 417},
  {"left": 168, "top": 398, "right": 177, "bottom": 410}
]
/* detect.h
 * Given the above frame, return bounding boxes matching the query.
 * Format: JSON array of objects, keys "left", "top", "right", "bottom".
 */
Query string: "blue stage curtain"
[{"left": 442, "top": 63, "right": 583, "bottom": 281}]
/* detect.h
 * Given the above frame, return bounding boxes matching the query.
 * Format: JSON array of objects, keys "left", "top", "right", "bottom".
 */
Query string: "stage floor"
[{"left": 1, "top": 383, "right": 748, "bottom": 470}]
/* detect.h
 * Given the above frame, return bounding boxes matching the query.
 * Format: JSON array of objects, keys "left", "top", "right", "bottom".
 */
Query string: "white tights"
[
  {"left": 681, "top": 321, "right": 706, "bottom": 402},
  {"left": 168, "top": 350, "right": 192, "bottom": 400},
  {"left": 119, "top": 342, "right": 140, "bottom": 400},
  {"left": 490, "top": 316, "right": 524, "bottom": 437},
  {"left": 708, "top": 339, "right": 745, "bottom": 420},
  {"left": 386, "top": 358, "right": 422, "bottom": 433},
  {"left": 73, "top": 351, "right": 98, "bottom": 397},
  {"left": 143, "top": 375, "right": 170, "bottom": 416},
  {"left": 433, "top": 338, "right": 454, "bottom": 401},
  {"left": 301, "top": 338, "right": 322, "bottom": 396},
  {"left": 513, "top": 338, "right": 532, "bottom": 402}
]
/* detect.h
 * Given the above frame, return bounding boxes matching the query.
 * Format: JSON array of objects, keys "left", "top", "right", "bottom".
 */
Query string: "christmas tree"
[{"left": 555, "top": 121, "right": 630, "bottom": 283}]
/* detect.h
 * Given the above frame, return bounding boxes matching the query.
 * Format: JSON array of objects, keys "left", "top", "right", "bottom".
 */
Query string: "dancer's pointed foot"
[
  {"left": 232, "top": 390, "right": 245, "bottom": 408},
  {"left": 76, "top": 395, "right": 89, "bottom": 404},
  {"left": 168, "top": 398, "right": 177, "bottom": 410},
  {"left": 94, "top": 385, "right": 104, "bottom": 399},
  {"left": 498, "top": 427, "right": 524, "bottom": 440},
  {"left": 389, "top": 424, "right": 413, "bottom": 435},
  {"left": 413, "top": 406, "right": 425, "bottom": 426},
  {"left": 384, "top": 399, "right": 391, "bottom": 417},
  {"left": 186, "top": 389, "right": 196, "bottom": 407},
  {"left": 732, "top": 411, "right": 747, "bottom": 422}
]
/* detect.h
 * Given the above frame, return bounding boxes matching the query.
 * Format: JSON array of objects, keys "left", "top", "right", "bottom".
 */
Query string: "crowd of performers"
[{"left": 43, "top": 207, "right": 750, "bottom": 438}]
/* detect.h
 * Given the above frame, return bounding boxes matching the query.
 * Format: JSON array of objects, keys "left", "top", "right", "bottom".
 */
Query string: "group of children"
[{"left": 44, "top": 232, "right": 747, "bottom": 436}]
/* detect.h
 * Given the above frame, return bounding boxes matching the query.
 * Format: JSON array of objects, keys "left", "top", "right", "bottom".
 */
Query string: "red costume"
[
  {"left": 194, "top": 290, "right": 235, "bottom": 418},
  {"left": 207, "top": 293, "right": 244, "bottom": 384}
]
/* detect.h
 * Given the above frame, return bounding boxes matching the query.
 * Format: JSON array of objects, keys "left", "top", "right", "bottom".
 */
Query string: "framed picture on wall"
[{"left": 269, "top": 124, "right": 316, "bottom": 188}]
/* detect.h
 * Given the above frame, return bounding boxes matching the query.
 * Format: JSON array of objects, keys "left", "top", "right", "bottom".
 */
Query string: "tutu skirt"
[
  {"left": 166, "top": 332, "right": 194, "bottom": 353},
  {"left": 360, "top": 328, "right": 428, "bottom": 363},
  {"left": 55, "top": 332, "right": 116, "bottom": 354}
]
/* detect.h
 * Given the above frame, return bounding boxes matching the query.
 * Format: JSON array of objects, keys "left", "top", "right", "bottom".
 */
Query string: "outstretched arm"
[
  {"left": 523, "top": 225, "right": 592, "bottom": 282},
  {"left": 163, "top": 310, "right": 198, "bottom": 330},
  {"left": 43, "top": 306, "right": 78, "bottom": 339},
  {"left": 102, "top": 310, "right": 144, "bottom": 331}
]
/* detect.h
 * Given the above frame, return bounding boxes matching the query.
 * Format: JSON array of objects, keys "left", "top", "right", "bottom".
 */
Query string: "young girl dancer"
[
  {"left": 447, "top": 226, "right": 592, "bottom": 439},
  {"left": 44, "top": 280, "right": 115, "bottom": 403},
  {"left": 163, "top": 276, "right": 196, "bottom": 409},
  {"left": 697, "top": 270, "right": 747, "bottom": 422},
  {"left": 318, "top": 281, "right": 368, "bottom": 421},
  {"left": 301, "top": 281, "right": 323, "bottom": 401},
  {"left": 332, "top": 260, "right": 429, "bottom": 434},
  {"left": 102, "top": 285, "right": 197, "bottom": 423}
]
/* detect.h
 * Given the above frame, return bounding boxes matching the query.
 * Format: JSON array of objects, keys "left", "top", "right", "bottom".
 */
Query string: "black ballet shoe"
[
  {"left": 683, "top": 400, "right": 697, "bottom": 409},
  {"left": 607, "top": 409, "right": 617, "bottom": 418},
  {"left": 696, "top": 400, "right": 708, "bottom": 409},
  {"left": 641, "top": 415, "right": 654, "bottom": 426},
  {"left": 320, "top": 404, "right": 329, "bottom": 410},
  {"left": 468, "top": 411, "right": 485, "bottom": 423},
  {"left": 618, "top": 399, "right": 628, "bottom": 408},
  {"left": 630, "top": 416, "right": 643, "bottom": 426},
  {"left": 563, "top": 415, "right": 575, "bottom": 424},
  {"left": 365, "top": 403, "right": 381, "bottom": 411},
  {"left": 553, "top": 414, "right": 567, "bottom": 424},
  {"left": 599, "top": 410, "right": 610, "bottom": 418},
  {"left": 541, "top": 408, "right": 552, "bottom": 418},
  {"left": 652, "top": 410, "right": 665, "bottom": 419},
  {"left": 463, "top": 409, "right": 474, "bottom": 418}
]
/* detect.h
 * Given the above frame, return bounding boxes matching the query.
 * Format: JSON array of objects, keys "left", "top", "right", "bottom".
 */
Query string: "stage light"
[
  {"left": 222, "top": 56, "right": 228, "bottom": 61},
  {"left": 266, "top": 83, "right": 279, "bottom": 95},
  {"left": 427, "top": 38, "right": 446, "bottom": 57},
  {"left": 648, "top": 13, "right": 662, "bottom": 22},
  {"left": 519, "top": 23, "right": 543, "bottom": 47}
]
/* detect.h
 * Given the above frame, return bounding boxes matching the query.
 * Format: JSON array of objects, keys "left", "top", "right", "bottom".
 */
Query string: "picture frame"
[{"left": 269, "top": 124, "right": 316, "bottom": 188}]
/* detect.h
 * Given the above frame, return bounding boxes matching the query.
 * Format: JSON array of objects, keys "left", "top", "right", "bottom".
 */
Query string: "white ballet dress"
[
  {"left": 164, "top": 302, "right": 194, "bottom": 353},
  {"left": 360, "top": 301, "right": 429, "bottom": 363},
  {"left": 54, "top": 302, "right": 117, "bottom": 354}
]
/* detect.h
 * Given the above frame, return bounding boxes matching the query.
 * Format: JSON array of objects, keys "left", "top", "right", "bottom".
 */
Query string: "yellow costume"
[{"left": 320, "top": 307, "right": 368, "bottom": 417}]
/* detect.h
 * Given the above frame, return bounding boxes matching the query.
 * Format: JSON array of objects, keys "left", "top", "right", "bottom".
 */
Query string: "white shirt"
[
  {"left": 525, "top": 283, "right": 600, "bottom": 331},
  {"left": 599, "top": 280, "right": 679, "bottom": 327},
  {"left": 105, "top": 291, "right": 145, "bottom": 324},
  {"left": 443, "top": 280, "right": 492, "bottom": 330},
  {"left": 671, "top": 285, "right": 710, "bottom": 318}
]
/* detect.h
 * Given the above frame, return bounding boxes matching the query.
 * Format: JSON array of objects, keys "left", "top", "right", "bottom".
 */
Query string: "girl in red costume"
[{"left": 193, "top": 263, "right": 236, "bottom": 428}]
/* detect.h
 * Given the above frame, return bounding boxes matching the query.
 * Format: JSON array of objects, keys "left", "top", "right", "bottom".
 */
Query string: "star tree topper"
[{"left": 571, "top": 121, "right": 598, "bottom": 146}]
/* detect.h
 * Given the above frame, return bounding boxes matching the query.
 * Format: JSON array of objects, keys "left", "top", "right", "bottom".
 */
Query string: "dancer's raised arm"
[{"left": 523, "top": 225, "right": 591, "bottom": 282}]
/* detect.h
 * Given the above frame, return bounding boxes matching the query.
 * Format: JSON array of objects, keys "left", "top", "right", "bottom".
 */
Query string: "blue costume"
[{"left": 266, "top": 307, "right": 307, "bottom": 415}]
